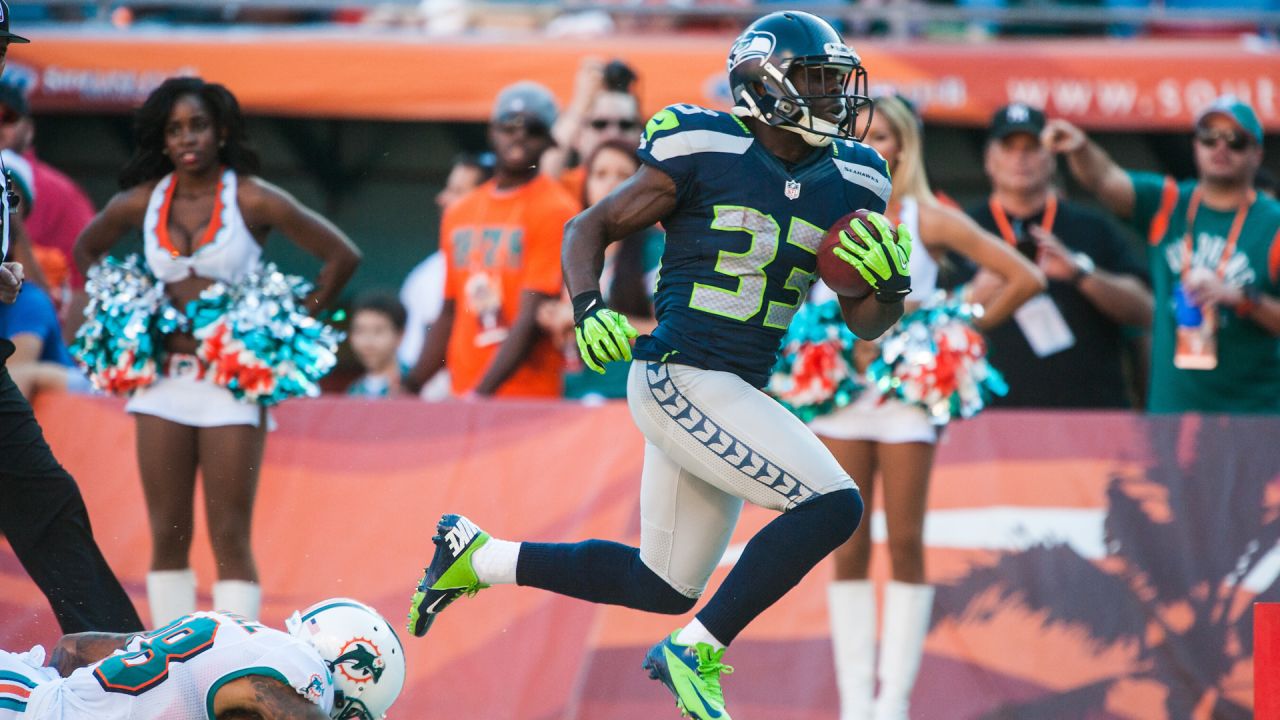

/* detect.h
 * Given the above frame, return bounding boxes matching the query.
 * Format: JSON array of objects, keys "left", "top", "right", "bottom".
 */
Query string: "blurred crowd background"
[{"left": 2, "top": 0, "right": 1279, "bottom": 408}]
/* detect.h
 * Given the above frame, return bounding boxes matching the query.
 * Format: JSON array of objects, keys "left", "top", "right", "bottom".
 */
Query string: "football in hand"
[{"left": 817, "top": 210, "right": 880, "bottom": 299}]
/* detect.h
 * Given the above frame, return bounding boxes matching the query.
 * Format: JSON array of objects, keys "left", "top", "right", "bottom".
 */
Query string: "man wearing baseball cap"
[
  {"left": 0, "top": 0, "right": 146, "bottom": 635},
  {"left": 1045, "top": 96, "right": 1280, "bottom": 414},
  {"left": 407, "top": 81, "right": 579, "bottom": 398},
  {"left": 966, "top": 102, "right": 1152, "bottom": 409}
]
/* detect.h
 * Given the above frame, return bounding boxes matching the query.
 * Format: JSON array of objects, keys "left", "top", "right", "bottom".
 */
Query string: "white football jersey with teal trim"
[{"left": 25, "top": 611, "right": 333, "bottom": 719}]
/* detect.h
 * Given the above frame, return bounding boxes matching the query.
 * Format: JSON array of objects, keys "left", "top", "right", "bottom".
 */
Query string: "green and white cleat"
[
  {"left": 406, "top": 514, "right": 490, "bottom": 638},
  {"left": 642, "top": 631, "right": 734, "bottom": 720}
]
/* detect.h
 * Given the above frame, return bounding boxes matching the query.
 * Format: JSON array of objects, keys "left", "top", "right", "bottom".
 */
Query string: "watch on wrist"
[{"left": 1070, "top": 252, "right": 1096, "bottom": 284}]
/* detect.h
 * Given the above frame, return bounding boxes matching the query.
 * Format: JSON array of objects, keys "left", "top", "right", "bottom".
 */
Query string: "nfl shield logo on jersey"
[{"left": 784, "top": 179, "right": 801, "bottom": 200}]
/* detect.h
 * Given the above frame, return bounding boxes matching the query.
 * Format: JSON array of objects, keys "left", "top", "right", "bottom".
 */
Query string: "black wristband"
[{"left": 571, "top": 290, "right": 605, "bottom": 325}]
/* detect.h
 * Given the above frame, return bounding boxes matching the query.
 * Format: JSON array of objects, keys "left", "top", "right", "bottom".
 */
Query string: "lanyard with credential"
[
  {"left": 989, "top": 193, "right": 1058, "bottom": 246},
  {"left": 1180, "top": 186, "right": 1253, "bottom": 282}
]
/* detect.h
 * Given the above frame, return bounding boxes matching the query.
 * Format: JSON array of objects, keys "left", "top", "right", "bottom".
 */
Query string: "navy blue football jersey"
[{"left": 632, "top": 103, "right": 891, "bottom": 387}]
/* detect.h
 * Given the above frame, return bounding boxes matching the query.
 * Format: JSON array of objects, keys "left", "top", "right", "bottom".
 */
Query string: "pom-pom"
[
  {"left": 767, "top": 300, "right": 864, "bottom": 422},
  {"left": 867, "top": 291, "right": 1007, "bottom": 425},
  {"left": 71, "top": 256, "right": 175, "bottom": 396},
  {"left": 189, "top": 264, "right": 343, "bottom": 406}
]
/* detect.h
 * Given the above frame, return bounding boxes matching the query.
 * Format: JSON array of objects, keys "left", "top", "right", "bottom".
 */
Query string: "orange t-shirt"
[
  {"left": 440, "top": 174, "right": 580, "bottom": 398},
  {"left": 560, "top": 166, "right": 586, "bottom": 207}
]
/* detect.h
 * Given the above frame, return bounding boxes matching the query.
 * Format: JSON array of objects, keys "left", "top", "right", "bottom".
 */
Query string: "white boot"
[
  {"left": 146, "top": 569, "right": 196, "bottom": 626},
  {"left": 829, "top": 580, "right": 876, "bottom": 720},
  {"left": 213, "top": 580, "right": 262, "bottom": 620},
  {"left": 873, "top": 581, "right": 935, "bottom": 720}
]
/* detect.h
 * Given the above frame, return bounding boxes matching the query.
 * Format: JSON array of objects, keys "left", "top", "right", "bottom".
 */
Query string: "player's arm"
[
  {"left": 72, "top": 187, "right": 150, "bottom": 275},
  {"left": 563, "top": 164, "right": 676, "bottom": 298},
  {"left": 212, "top": 674, "right": 330, "bottom": 720},
  {"left": 838, "top": 289, "right": 903, "bottom": 340},
  {"left": 563, "top": 164, "right": 677, "bottom": 372},
  {"left": 50, "top": 632, "right": 136, "bottom": 677},
  {"left": 1043, "top": 119, "right": 1136, "bottom": 220},
  {"left": 832, "top": 212, "right": 908, "bottom": 340}
]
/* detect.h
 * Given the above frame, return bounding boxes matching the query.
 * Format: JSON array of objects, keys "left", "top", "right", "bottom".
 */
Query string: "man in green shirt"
[{"left": 1042, "top": 96, "right": 1280, "bottom": 414}]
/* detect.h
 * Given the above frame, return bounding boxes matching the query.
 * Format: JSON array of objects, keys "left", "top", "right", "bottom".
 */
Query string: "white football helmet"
[{"left": 286, "top": 598, "right": 406, "bottom": 720}]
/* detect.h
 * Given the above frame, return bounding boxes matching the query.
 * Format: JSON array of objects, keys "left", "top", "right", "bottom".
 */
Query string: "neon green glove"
[
  {"left": 572, "top": 290, "right": 639, "bottom": 374},
  {"left": 833, "top": 211, "right": 913, "bottom": 304}
]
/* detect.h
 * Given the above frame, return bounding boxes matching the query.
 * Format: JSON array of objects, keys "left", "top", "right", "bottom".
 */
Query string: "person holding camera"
[
  {"left": 966, "top": 103, "right": 1153, "bottom": 409},
  {"left": 543, "top": 57, "right": 643, "bottom": 203}
]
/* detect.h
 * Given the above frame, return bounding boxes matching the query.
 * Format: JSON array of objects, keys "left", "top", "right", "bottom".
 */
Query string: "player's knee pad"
[{"left": 795, "top": 487, "right": 863, "bottom": 548}]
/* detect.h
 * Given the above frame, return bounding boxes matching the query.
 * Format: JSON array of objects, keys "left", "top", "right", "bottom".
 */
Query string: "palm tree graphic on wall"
[{"left": 933, "top": 416, "right": 1280, "bottom": 719}]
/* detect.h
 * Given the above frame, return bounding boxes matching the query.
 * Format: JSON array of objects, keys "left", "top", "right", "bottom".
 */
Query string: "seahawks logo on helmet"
[
  {"left": 727, "top": 31, "right": 776, "bottom": 72},
  {"left": 329, "top": 639, "right": 386, "bottom": 685}
]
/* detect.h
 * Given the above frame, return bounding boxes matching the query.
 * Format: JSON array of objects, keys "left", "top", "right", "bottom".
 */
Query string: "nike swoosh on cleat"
[
  {"left": 424, "top": 593, "right": 454, "bottom": 614},
  {"left": 673, "top": 674, "right": 722, "bottom": 719}
]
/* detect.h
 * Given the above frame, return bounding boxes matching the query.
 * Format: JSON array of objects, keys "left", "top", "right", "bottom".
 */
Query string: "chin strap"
[{"left": 735, "top": 88, "right": 838, "bottom": 148}]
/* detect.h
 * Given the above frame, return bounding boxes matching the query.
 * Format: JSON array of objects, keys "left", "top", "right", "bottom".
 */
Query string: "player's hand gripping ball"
[{"left": 817, "top": 210, "right": 913, "bottom": 304}]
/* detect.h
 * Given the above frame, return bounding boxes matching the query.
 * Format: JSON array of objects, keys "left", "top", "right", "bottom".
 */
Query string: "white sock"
[
  {"left": 147, "top": 569, "right": 196, "bottom": 626},
  {"left": 213, "top": 580, "right": 262, "bottom": 621},
  {"left": 675, "top": 618, "right": 726, "bottom": 651},
  {"left": 471, "top": 538, "right": 520, "bottom": 586}
]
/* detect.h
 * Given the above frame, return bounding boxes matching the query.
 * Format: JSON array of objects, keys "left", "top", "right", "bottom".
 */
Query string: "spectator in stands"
[
  {"left": 543, "top": 57, "right": 643, "bottom": 202},
  {"left": 397, "top": 151, "right": 494, "bottom": 401},
  {"left": 347, "top": 291, "right": 410, "bottom": 398},
  {"left": 0, "top": 77, "right": 97, "bottom": 342},
  {"left": 1046, "top": 95, "right": 1280, "bottom": 413},
  {"left": 0, "top": 274, "right": 88, "bottom": 399},
  {"left": 965, "top": 103, "right": 1153, "bottom": 409},
  {"left": 540, "top": 138, "right": 664, "bottom": 401},
  {"left": 405, "top": 82, "right": 579, "bottom": 398}
]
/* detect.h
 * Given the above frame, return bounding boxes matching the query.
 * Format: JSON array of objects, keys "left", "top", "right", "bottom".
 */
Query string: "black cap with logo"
[
  {"left": 0, "top": 0, "right": 30, "bottom": 44},
  {"left": 988, "top": 103, "right": 1046, "bottom": 141}
]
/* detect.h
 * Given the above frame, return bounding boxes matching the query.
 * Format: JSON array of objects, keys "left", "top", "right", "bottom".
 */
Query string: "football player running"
[
  {"left": 408, "top": 11, "right": 911, "bottom": 720},
  {"left": 0, "top": 598, "right": 404, "bottom": 720}
]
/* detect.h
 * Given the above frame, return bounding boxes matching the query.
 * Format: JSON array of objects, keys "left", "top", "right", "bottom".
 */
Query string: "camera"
[{"left": 602, "top": 60, "right": 637, "bottom": 94}]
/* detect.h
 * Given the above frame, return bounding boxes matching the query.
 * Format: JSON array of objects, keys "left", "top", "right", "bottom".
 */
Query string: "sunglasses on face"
[
  {"left": 495, "top": 118, "right": 551, "bottom": 138},
  {"left": 589, "top": 118, "right": 640, "bottom": 132},
  {"left": 0, "top": 108, "right": 20, "bottom": 125},
  {"left": 1195, "top": 128, "right": 1252, "bottom": 152}
]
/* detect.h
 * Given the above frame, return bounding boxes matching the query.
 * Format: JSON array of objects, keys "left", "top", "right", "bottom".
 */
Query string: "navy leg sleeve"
[
  {"left": 697, "top": 488, "right": 863, "bottom": 645},
  {"left": 517, "top": 539, "right": 697, "bottom": 615}
]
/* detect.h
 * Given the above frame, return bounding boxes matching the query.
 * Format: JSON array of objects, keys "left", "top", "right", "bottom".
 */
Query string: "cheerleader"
[
  {"left": 72, "top": 78, "right": 359, "bottom": 624},
  {"left": 784, "top": 97, "right": 1044, "bottom": 720}
]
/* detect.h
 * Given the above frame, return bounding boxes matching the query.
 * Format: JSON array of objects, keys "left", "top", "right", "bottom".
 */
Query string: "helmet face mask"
[{"left": 728, "top": 12, "right": 874, "bottom": 147}]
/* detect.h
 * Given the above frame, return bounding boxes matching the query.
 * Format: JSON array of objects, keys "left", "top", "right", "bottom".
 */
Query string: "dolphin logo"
[{"left": 329, "top": 640, "right": 386, "bottom": 684}]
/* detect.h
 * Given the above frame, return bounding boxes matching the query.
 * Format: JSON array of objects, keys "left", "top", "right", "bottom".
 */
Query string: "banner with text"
[{"left": 7, "top": 32, "right": 1278, "bottom": 132}]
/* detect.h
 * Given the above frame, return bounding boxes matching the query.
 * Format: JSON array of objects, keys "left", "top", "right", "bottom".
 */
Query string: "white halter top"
[
  {"left": 143, "top": 169, "right": 262, "bottom": 284},
  {"left": 900, "top": 196, "right": 939, "bottom": 298}
]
